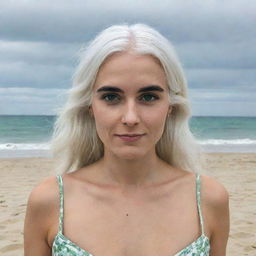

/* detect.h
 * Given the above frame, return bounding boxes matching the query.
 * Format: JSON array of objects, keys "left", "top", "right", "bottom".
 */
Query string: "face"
[{"left": 90, "top": 52, "right": 172, "bottom": 160}]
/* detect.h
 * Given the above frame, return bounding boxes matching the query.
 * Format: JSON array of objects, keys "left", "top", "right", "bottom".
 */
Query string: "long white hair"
[{"left": 50, "top": 23, "right": 201, "bottom": 174}]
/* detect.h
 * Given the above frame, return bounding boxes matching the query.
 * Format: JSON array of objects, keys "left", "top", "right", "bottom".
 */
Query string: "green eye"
[
  {"left": 140, "top": 94, "right": 159, "bottom": 102},
  {"left": 100, "top": 93, "right": 159, "bottom": 103},
  {"left": 101, "top": 94, "right": 120, "bottom": 102}
]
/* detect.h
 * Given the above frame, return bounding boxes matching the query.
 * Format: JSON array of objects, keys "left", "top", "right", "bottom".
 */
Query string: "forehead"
[{"left": 93, "top": 52, "right": 168, "bottom": 91}]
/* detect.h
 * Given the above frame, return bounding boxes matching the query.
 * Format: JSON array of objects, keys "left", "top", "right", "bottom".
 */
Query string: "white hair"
[{"left": 50, "top": 23, "right": 202, "bottom": 174}]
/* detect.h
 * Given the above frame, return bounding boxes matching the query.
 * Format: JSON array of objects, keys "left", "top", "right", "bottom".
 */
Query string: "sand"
[{"left": 0, "top": 153, "right": 255, "bottom": 256}]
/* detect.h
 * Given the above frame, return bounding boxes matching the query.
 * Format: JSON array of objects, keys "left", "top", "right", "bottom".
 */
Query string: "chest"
[{"left": 51, "top": 187, "right": 201, "bottom": 256}]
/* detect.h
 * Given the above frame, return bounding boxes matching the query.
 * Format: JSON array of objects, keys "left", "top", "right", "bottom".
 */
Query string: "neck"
[{"left": 97, "top": 150, "right": 169, "bottom": 189}]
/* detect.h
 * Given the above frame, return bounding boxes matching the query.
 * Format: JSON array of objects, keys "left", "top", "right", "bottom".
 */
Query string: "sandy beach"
[{"left": 0, "top": 153, "right": 255, "bottom": 256}]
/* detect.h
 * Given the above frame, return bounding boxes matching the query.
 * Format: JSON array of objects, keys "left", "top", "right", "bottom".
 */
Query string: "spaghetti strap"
[
  {"left": 56, "top": 175, "right": 64, "bottom": 234},
  {"left": 196, "top": 173, "right": 205, "bottom": 235},
  {"left": 52, "top": 173, "right": 210, "bottom": 256}
]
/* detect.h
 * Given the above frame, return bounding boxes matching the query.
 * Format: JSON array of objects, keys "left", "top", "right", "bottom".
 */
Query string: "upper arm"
[
  {"left": 23, "top": 176, "right": 59, "bottom": 256},
  {"left": 201, "top": 175, "right": 230, "bottom": 256}
]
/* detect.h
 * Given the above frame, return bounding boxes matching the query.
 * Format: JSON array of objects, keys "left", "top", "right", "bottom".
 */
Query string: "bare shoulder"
[
  {"left": 27, "top": 175, "right": 59, "bottom": 209},
  {"left": 199, "top": 174, "right": 230, "bottom": 244},
  {"left": 24, "top": 175, "right": 60, "bottom": 254},
  {"left": 200, "top": 174, "right": 229, "bottom": 209},
  {"left": 25, "top": 175, "right": 60, "bottom": 236}
]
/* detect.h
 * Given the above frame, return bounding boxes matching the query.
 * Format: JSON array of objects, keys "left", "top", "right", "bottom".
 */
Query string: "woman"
[{"left": 24, "top": 24, "right": 229, "bottom": 256}]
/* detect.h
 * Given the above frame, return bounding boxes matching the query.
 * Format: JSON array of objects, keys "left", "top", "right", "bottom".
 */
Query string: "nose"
[{"left": 121, "top": 101, "right": 140, "bottom": 126}]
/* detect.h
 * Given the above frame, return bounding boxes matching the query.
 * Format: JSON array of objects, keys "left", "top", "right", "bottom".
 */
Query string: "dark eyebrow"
[{"left": 96, "top": 85, "right": 164, "bottom": 93}]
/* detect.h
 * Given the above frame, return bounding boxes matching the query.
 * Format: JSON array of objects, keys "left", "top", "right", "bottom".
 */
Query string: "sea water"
[{"left": 0, "top": 115, "right": 256, "bottom": 158}]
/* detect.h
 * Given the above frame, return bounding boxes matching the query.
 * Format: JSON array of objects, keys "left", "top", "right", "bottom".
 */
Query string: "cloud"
[
  {"left": 191, "top": 101, "right": 256, "bottom": 116},
  {"left": 176, "top": 40, "right": 256, "bottom": 69},
  {"left": 189, "top": 87, "right": 256, "bottom": 116},
  {"left": 0, "top": 0, "right": 255, "bottom": 115},
  {"left": 189, "top": 87, "right": 256, "bottom": 102},
  {"left": 0, "top": 59, "right": 74, "bottom": 88},
  {"left": 185, "top": 68, "right": 256, "bottom": 89},
  {"left": 0, "top": 87, "right": 67, "bottom": 115},
  {"left": 0, "top": 0, "right": 255, "bottom": 43},
  {"left": 0, "top": 40, "right": 80, "bottom": 65}
]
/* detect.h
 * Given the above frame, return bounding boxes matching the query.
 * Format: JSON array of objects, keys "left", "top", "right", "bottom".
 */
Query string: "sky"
[{"left": 0, "top": 0, "right": 255, "bottom": 116}]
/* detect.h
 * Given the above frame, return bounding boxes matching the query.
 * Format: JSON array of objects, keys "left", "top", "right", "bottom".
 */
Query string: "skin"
[{"left": 24, "top": 52, "right": 229, "bottom": 256}]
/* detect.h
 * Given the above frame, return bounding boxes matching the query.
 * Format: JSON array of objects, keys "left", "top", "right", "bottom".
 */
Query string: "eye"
[
  {"left": 100, "top": 93, "right": 159, "bottom": 104},
  {"left": 101, "top": 93, "right": 120, "bottom": 103},
  {"left": 140, "top": 93, "right": 159, "bottom": 102}
]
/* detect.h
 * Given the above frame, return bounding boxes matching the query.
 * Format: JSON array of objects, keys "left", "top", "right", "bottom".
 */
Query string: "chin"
[{"left": 113, "top": 148, "right": 147, "bottom": 160}]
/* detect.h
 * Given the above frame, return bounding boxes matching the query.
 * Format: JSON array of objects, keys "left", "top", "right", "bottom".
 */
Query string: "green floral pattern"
[
  {"left": 52, "top": 232, "right": 93, "bottom": 256},
  {"left": 174, "top": 235, "right": 210, "bottom": 256},
  {"left": 52, "top": 174, "right": 210, "bottom": 256}
]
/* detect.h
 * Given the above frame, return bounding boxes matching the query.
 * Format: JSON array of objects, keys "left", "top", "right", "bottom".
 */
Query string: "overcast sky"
[{"left": 0, "top": 0, "right": 255, "bottom": 116}]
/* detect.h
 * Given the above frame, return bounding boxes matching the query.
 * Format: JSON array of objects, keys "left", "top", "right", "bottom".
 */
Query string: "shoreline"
[
  {"left": 1, "top": 140, "right": 256, "bottom": 158},
  {"left": 0, "top": 153, "right": 255, "bottom": 255},
  {"left": 0, "top": 151, "right": 256, "bottom": 160}
]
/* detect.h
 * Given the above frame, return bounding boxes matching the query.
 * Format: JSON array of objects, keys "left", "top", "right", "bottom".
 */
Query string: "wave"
[
  {"left": 1, "top": 139, "right": 256, "bottom": 151},
  {"left": 0, "top": 143, "right": 50, "bottom": 150},
  {"left": 198, "top": 139, "right": 256, "bottom": 145}
]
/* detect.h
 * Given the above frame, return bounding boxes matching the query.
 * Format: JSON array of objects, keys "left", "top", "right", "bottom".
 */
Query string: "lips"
[
  {"left": 115, "top": 133, "right": 145, "bottom": 142},
  {"left": 117, "top": 134, "right": 145, "bottom": 137}
]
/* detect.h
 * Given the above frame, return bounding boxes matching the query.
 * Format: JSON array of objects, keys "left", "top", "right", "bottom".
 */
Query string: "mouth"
[
  {"left": 115, "top": 133, "right": 146, "bottom": 142},
  {"left": 115, "top": 133, "right": 146, "bottom": 137}
]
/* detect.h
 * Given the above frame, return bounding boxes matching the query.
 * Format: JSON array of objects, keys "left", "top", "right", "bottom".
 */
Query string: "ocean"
[{"left": 0, "top": 115, "right": 256, "bottom": 158}]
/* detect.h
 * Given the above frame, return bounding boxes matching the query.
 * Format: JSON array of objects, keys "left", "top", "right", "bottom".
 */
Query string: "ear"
[
  {"left": 88, "top": 106, "right": 94, "bottom": 117},
  {"left": 168, "top": 105, "right": 173, "bottom": 115}
]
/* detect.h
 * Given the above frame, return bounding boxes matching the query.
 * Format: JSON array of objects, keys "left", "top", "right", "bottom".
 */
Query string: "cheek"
[
  {"left": 143, "top": 107, "right": 168, "bottom": 125},
  {"left": 143, "top": 107, "right": 168, "bottom": 139},
  {"left": 92, "top": 106, "right": 116, "bottom": 139},
  {"left": 94, "top": 112, "right": 109, "bottom": 130}
]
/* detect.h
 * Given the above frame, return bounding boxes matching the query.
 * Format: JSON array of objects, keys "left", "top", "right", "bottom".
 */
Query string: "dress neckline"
[
  {"left": 54, "top": 173, "right": 210, "bottom": 255},
  {"left": 53, "top": 231, "right": 210, "bottom": 256}
]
